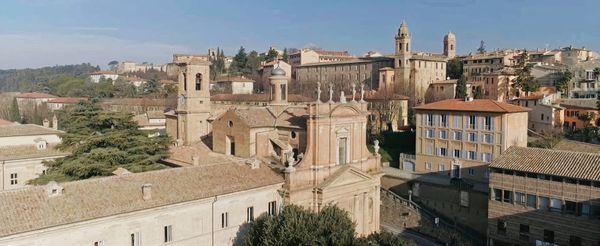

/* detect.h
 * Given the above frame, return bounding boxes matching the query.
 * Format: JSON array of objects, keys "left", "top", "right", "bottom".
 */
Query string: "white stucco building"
[
  {"left": 0, "top": 123, "right": 67, "bottom": 191},
  {"left": 0, "top": 162, "right": 283, "bottom": 246},
  {"left": 90, "top": 71, "right": 120, "bottom": 83}
]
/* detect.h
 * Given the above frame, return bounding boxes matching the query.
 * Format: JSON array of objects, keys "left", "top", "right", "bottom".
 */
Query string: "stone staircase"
[{"left": 381, "top": 188, "right": 484, "bottom": 246}]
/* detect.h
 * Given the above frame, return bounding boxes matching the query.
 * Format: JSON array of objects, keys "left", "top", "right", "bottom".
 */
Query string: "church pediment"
[{"left": 317, "top": 166, "right": 374, "bottom": 191}]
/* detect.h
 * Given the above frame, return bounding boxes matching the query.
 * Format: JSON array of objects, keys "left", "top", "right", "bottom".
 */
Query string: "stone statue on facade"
[
  {"left": 360, "top": 83, "right": 366, "bottom": 103},
  {"left": 351, "top": 83, "right": 357, "bottom": 102},
  {"left": 328, "top": 83, "right": 334, "bottom": 103},
  {"left": 284, "top": 150, "right": 296, "bottom": 173},
  {"left": 373, "top": 139, "right": 380, "bottom": 156},
  {"left": 340, "top": 90, "right": 346, "bottom": 103},
  {"left": 316, "top": 81, "right": 322, "bottom": 103},
  {"left": 178, "top": 94, "right": 186, "bottom": 107}
]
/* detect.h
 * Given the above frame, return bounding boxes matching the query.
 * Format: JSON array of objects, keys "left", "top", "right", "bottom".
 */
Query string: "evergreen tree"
[
  {"left": 8, "top": 97, "right": 21, "bottom": 122},
  {"left": 143, "top": 75, "right": 161, "bottom": 95},
  {"left": 241, "top": 205, "right": 407, "bottom": 246},
  {"left": 446, "top": 58, "right": 463, "bottom": 79},
  {"left": 455, "top": 75, "right": 467, "bottom": 98},
  {"left": 513, "top": 51, "right": 539, "bottom": 94},
  {"left": 282, "top": 48, "right": 289, "bottom": 62},
  {"left": 246, "top": 50, "right": 261, "bottom": 76},
  {"left": 229, "top": 46, "right": 249, "bottom": 76},
  {"left": 555, "top": 69, "right": 573, "bottom": 95},
  {"left": 30, "top": 100, "right": 171, "bottom": 184},
  {"left": 265, "top": 48, "right": 279, "bottom": 62},
  {"left": 241, "top": 205, "right": 355, "bottom": 246}
]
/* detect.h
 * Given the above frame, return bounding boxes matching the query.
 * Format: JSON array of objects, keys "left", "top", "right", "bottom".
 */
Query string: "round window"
[{"left": 291, "top": 131, "right": 297, "bottom": 139}]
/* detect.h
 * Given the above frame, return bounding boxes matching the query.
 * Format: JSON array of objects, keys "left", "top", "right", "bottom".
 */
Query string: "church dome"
[{"left": 271, "top": 66, "right": 286, "bottom": 76}]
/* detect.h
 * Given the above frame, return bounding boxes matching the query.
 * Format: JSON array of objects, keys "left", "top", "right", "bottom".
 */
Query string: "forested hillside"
[{"left": 0, "top": 63, "right": 99, "bottom": 92}]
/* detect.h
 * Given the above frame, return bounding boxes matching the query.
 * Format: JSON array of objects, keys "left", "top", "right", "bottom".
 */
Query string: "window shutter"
[{"left": 490, "top": 117, "right": 495, "bottom": 131}]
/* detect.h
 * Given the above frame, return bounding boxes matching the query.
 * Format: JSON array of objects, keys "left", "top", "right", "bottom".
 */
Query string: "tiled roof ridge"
[
  {"left": 509, "top": 145, "right": 600, "bottom": 157},
  {"left": 490, "top": 99, "right": 512, "bottom": 112}
]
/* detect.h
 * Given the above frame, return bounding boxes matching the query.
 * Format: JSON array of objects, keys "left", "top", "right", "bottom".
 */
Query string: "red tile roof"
[
  {"left": 0, "top": 119, "right": 15, "bottom": 126},
  {"left": 314, "top": 50, "right": 352, "bottom": 57},
  {"left": 16, "top": 92, "right": 57, "bottom": 99},
  {"left": 213, "top": 76, "right": 255, "bottom": 83},
  {"left": 210, "top": 93, "right": 312, "bottom": 102},
  {"left": 414, "top": 99, "right": 530, "bottom": 113},
  {"left": 47, "top": 98, "right": 87, "bottom": 104}
]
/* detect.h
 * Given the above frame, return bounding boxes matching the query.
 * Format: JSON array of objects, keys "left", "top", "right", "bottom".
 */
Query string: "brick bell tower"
[{"left": 175, "top": 60, "right": 212, "bottom": 145}]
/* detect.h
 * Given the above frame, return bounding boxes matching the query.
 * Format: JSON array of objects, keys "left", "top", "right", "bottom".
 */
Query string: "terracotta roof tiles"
[
  {"left": 414, "top": 99, "right": 530, "bottom": 113},
  {"left": 490, "top": 146, "right": 600, "bottom": 181},
  {"left": 16, "top": 92, "right": 57, "bottom": 99},
  {"left": 0, "top": 162, "right": 283, "bottom": 237}
]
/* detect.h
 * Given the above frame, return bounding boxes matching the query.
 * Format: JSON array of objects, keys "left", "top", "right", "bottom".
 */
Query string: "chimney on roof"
[
  {"left": 42, "top": 118, "right": 50, "bottom": 128},
  {"left": 246, "top": 159, "right": 260, "bottom": 169},
  {"left": 142, "top": 183, "right": 152, "bottom": 201},
  {"left": 46, "top": 181, "right": 64, "bottom": 197},
  {"left": 52, "top": 114, "right": 58, "bottom": 130}
]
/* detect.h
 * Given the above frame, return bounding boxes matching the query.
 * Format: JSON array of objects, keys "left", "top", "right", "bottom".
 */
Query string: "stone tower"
[
  {"left": 394, "top": 20, "right": 412, "bottom": 100},
  {"left": 269, "top": 65, "right": 289, "bottom": 106},
  {"left": 176, "top": 60, "right": 212, "bottom": 145},
  {"left": 444, "top": 31, "right": 456, "bottom": 59}
]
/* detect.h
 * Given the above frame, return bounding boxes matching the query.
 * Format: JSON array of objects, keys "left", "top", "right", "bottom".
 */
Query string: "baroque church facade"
[{"left": 166, "top": 60, "right": 383, "bottom": 236}]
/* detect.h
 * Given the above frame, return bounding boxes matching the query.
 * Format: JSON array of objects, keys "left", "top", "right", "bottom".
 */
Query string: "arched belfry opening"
[{"left": 195, "top": 73, "right": 202, "bottom": 91}]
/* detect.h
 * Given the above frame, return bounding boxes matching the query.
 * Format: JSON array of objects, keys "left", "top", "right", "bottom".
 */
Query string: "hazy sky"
[{"left": 1, "top": 0, "right": 599, "bottom": 69}]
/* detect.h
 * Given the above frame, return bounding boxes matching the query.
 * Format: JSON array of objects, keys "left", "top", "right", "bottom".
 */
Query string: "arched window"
[
  {"left": 183, "top": 73, "right": 187, "bottom": 91},
  {"left": 451, "top": 44, "right": 454, "bottom": 50},
  {"left": 195, "top": 73, "right": 202, "bottom": 90}
]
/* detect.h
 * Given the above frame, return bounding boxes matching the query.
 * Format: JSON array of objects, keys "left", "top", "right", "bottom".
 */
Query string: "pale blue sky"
[{"left": 1, "top": 0, "right": 599, "bottom": 69}]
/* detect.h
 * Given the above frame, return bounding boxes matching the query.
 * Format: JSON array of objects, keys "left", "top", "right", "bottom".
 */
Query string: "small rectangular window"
[
  {"left": 569, "top": 235, "right": 582, "bottom": 246},
  {"left": 468, "top": 133, "right": 477, "bottom": 142},
  {"left": 550, "top": 198, "right": 562, "bottom": 212},
  {"left": 453, "top": 131, "right": 462, "bottom": 141},
  {"left": 519, "top": 224, "right": 530, "bottom": 241},
  {"left": 497, "top": 220, "right": 507, "bottom": 235},
  {"left": 468, "top": 169, "right": 475, "bottom": 176},
  {"left": 130, "top": 232, "right": 140, "bottom": 246},
  {"left": 539, "top": 196, "right": 550, "bottom": 210},
  {"left": 544, "top": 230, "right": 554, "bottom": 243},
  {"left": 526, "top": 194, "right": 537, "bottom": 208},
  {"left": 425, "top": 162, "right": 432, "bottom": 170},
  {"left": 439, "top": 130, "right": 448, "bottom": 139},
  {"left": 221, "top": 212, "right": 228, "bottom": 228},
  {"left": 93, "top": 241, "right": 104, "bottom": 246},
  {"left": 164, "top": 225, "right": 173, "bottom": 242},
  {"left": 515, "top": 192, "right": 526, "bottom": 205},
  {"left": 453, "top": 149, "right": 461, "bottom": 158},
  {"left": 503, "top": 190, "right": 513, "bottom": 203},
  {"left": 247, "top": 206, "right": 254, "bottom": 222},
  {"left": 10, "top": 173, "right": 18, "bottom": 185},
  {"left": 268, "top": 201, "right": 277, "bottom": 216},
  {"left": 468, "top": 115, "right": 476, "bottom": 129}
]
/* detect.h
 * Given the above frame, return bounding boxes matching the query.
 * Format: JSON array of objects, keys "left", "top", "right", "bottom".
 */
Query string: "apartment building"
[
  {"left": 511, "top": 94, "right": 564, "bottom": 133},
  {"left": 488, "top": 147, "right": 600, "bottom": 246},
  {"left": 461, "top": 50, "right": 519, "bottom": 79},
  {"left": 413, "top": 98, "right": 529, "bottom": 183},
  {"left": 470, "top": 68, "right": 517, "bottom": 102},
  {"left": 288, "top": 48, "right": 354, "bottom": 79}
]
